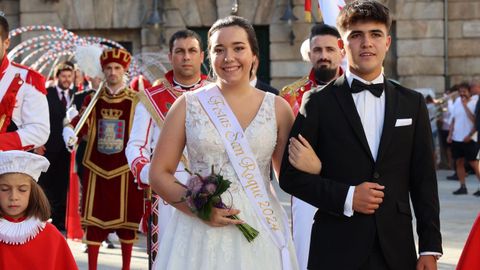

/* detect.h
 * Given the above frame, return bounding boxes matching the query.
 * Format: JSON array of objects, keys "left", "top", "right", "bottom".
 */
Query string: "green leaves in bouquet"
[{"left": 212, "top": 175, "right": 231, "bottom": 197}]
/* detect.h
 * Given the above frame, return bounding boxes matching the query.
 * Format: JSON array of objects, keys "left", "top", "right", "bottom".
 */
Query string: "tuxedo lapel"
[
  {"left": 376, "top": 79, "right": 398, "bottom": 164},
  {"left": 68, "top": 88, "right": 75, "bottom": 101},
  {"left": 333, "top": 76, "right": 374, "bottom": 161},
  {"left": 67, "top": 87, "right": 77, "bottom": 108}
]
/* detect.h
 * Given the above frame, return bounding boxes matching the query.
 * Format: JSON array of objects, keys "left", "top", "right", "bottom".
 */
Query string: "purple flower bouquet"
[{"left": 175, "top": 166, "right": 259, "bottom": 242}]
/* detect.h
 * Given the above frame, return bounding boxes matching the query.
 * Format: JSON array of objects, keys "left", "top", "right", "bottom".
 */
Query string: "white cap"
[
  {"left": 300, "top": 38, "right": 310, "bottom": 62},
  {"left": 0, "top": 151, "right": 50, "bottom": 181}
]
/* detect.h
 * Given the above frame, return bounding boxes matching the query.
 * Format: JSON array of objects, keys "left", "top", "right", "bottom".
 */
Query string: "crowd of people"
[{"left": 0, "top": 0, "right": 479, "bottom": 269}]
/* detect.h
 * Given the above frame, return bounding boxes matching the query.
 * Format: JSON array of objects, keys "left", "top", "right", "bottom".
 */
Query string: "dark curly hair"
[{"left": 336, "top": 0, "right": 391, "bottom": 34}]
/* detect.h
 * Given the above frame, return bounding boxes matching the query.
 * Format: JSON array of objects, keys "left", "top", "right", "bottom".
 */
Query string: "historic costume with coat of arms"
[
  {"left": 66, "top": 49, "right": 144, "bottom": 261},
  {"left": 75, "top": 85, "right": 143, "bottom": 233}
]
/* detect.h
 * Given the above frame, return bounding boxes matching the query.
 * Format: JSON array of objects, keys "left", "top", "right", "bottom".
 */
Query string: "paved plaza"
[{"left": 69, "top": 169, "right": 479, "bottom": 269}]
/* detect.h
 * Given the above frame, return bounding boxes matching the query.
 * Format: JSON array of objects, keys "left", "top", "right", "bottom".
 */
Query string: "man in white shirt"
[
  {"left": 125, "top": 29, "right": 209, "bottom": 267},
  {"left": 447, "top": 82, "right": 480, "bottom": 196}
]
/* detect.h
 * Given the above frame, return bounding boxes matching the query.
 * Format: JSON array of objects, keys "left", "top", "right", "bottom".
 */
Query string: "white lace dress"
[{"left": 154, "top": 91, "right": 298, "bottom": 270}]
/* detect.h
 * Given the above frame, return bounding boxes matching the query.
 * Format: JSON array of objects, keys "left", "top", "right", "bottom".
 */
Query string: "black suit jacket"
[
  {"left": 44, "top": 86, "right": 76, "bottom": 153},
  {"left": 255, "top": 79, "right": 279, "bottom": 95},
  {"left": 72, "top": 89, "right": 95, "bottom": 111},
  {"left": 279, "top": 75, "right": 442, "bottom": 270}
]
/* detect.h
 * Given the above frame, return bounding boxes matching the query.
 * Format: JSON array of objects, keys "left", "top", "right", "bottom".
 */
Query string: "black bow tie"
[{"left": 350, "top": 79, "right": 384, "bottom": 98}]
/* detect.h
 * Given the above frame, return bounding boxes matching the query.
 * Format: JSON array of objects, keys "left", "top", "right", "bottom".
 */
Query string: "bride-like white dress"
[{"left": 154, "top": 91, "right": 298, "bottom": 270}]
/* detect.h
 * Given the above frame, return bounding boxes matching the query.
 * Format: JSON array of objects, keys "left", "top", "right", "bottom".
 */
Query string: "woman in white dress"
[{"left": 149, "top": 16, "right": 309, "bottom": 270}]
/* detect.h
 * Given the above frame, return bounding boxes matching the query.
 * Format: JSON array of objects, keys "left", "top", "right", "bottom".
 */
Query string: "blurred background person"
[
  {"left": 447, "top": 82, "right": 480, "bottom": 195},
  {"left": 36, "top": 61, "right": 76, "bottom": 232},
  {"left": 438, "top": 85, "right": 458, "bottom": 178}
]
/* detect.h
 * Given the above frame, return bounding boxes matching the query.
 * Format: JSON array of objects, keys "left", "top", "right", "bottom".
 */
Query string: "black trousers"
[
  {"left": 38, "top": 149, "right": 70, "bottom": 231},
  {"left": 358, "top": 234, "right": 390, "bottom": 270}
]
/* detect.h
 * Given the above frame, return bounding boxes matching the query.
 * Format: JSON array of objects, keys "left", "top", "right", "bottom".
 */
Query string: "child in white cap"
[{"left": 0, "top": 150, "right": 78, "bottom": 269}]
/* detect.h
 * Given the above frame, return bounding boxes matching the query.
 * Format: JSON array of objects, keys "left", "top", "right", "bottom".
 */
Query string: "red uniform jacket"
[{"left": 0, "top": 221, "right": 77, "bottom": 270}]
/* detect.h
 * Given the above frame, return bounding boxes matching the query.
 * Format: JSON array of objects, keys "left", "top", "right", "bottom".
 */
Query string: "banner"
[
  {"left": 305, "top": 0, "right": 312, "bottom": 23},
  {"left": 318, "top": 0, "right": 345, "bottom": 26}
]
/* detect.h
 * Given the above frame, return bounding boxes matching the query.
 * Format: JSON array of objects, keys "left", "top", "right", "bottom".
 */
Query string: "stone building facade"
[
  {"left": 0, "top": 0, "right": 478, "bottom": 93},
  {"left": 396, "top": 0, "right": 480, "bottom": 93}
]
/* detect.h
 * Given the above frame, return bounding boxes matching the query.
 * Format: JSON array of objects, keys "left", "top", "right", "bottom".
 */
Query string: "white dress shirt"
[
  {"left": 343, "top": 69, "right": 385, "bottom": 217},
  {"left": 56, "top": 86, "right": 71, "bottom": 108},
  {"left": 105, "top": 84, "right": 126, "bottom": 96}
]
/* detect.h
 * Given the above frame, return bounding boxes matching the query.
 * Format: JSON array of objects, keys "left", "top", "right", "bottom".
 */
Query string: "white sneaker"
[{"left": 102, "top": 239, "right": 115, "bottom": 249}]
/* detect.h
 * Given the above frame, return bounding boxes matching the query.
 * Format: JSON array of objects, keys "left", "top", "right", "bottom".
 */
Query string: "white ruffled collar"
[{"left": 0, "top": 217, "right": 46, "bottom": 245}]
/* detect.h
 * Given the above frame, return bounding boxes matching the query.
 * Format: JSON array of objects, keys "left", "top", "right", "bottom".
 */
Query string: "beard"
[
  {"left": 58, "top": 82, "right": 71, "bottom": 90},
  {"left": 313, "top": 67, "right": 337, "bottom": 85}
]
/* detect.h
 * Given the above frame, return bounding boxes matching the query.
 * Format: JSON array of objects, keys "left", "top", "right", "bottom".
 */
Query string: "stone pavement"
[
  {"left": 69, "top": 169, "right": 479, "bottom": 269},
  {"left": 433, "top": 170, "right": 479, "bottom": 270}
]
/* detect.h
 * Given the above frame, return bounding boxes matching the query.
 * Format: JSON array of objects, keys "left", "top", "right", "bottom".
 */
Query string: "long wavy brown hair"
[
  {"left": 25, "top": 179, "right": 51, "bottom": 221},
  {"left": 0, "top": 174, "right": 51, "bottom": 221}
]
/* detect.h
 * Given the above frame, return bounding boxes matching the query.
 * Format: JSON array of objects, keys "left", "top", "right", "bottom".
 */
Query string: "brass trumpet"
[
  {"left": 431, "top": 91, "right": 458, "bottom": 121},
  {"left": 434, "top": 91, "right": 458, "bottom": 107}
]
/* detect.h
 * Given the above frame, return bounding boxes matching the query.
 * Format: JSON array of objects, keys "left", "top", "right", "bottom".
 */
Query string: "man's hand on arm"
[
  {"left": 352, "top": 182, "right": 385, "bottom": 214},
  {"left": 416, "top": 255, "right": 437, "bottom": 270}
]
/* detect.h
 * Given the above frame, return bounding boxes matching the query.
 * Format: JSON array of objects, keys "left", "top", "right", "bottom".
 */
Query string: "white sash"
[
  {"left": 0, "top": 63, "right": 19, "bottom": 101},
  {"left": 196, "top": 85, "right": 293, "bottom": 270}
]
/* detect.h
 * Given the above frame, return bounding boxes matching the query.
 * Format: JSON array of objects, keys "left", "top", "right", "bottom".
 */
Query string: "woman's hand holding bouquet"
[{"left": 175, "top": 166, "right": 259, "bottom": 242}]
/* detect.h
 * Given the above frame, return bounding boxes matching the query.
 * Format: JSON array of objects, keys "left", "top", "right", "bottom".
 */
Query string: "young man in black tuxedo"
[{"left": 280, "top": 1, "right": 442, "bottom": 269}]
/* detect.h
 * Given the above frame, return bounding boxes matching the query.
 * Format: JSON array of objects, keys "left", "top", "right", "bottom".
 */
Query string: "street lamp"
[
  {"left": 144, "top": 0, "right": 166, "bottom": 45},
  {"left": 144, "top": 0, "right": 164, "bottom": 28},
  {"left": 231, "top": 0, "right": 239, "bottom": 15},
  {"left": 280, "top": 0, "right": 298, "bottom": 45}
]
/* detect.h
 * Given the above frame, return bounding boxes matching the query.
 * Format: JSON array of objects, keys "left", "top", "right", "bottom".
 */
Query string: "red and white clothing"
[
  {"left": 457, "top": 213, "right": 480, "bottom": 269},
  {"left": 125, "top": 70, "right": 209, "bottom": 264},
  {"left": 0, "top": 216, "right": 77, "bottom": 269},
  {"left": 0, "top": 56, "right": 49, "bottom": 151},
  {"left": 126, "top": 71, "right": 209, "bottom": 188}
]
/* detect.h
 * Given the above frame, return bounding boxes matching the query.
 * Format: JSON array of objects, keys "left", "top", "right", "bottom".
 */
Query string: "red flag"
[
  {"left": 457, "top": 214, "right": 480, "bottom": 269},
  {"left": 65, "top": 150, "right": 84, "bottom": 240},
  {"left": 305, "top": 0, "right": 312, "bottom": 23}
]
